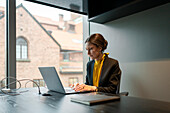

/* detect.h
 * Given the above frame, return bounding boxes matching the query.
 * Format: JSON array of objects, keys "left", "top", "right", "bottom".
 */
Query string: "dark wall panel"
[{"left": 87, "top": 3, "right": 170, "bottom": 102}]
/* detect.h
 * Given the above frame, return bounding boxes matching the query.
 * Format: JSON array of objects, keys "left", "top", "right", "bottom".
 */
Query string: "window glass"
[
  {"left": 16, "top": 0, "right": 83, "bottom": 88},
  {"left": 22, "top": 45, "right": 27, "bottom": 59},
  {"left": 16, "top": 45, "right": 21, "bottom": 59},
  {"left": 62, "top": 52, "right": 70, "bottom": 61},
  {"left": 33, "top": 79, "right": 45, "bottom": 87},
  {"left": 16, "top": 37, "right": 28, "bottom": 59},
  {"left": 0, "top": 0, "right": 5, "bottom": 88},
  {"left": 68, "top": 77, "right": 79, "bottom": 87}
]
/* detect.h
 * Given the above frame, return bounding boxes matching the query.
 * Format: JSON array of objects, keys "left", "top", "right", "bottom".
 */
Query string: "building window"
[
  {"left": 67, "top": 24, "right": 75, "bottom": 33},
  {"left": 0, "top": 79, "right": 5, "bottom": 88},
  {"left": 68, "top": 77, "right": 78, "bottom": 87},
  {"left": 47, "top": 30, "right": 52, "bottom": 34},
  {"left": 0, "top": 11, "right": 4, "bottom": 16},
  {"left": 33, "top": 79, "right": 45, "bottom": 87},
  {"left": 16, "top": 37, "right": 28, "bottom": 60},
  {"left": 63, "top": 52, "right": 70, "bottom": 61}
]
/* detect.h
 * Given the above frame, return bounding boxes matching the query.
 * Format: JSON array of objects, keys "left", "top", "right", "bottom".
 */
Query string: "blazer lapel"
[
  {"left": 90, "top": 60, "right": 94, "bottom": 85},
  {"left": 99, "top": 56, "right": 108, "bottom": 86}
]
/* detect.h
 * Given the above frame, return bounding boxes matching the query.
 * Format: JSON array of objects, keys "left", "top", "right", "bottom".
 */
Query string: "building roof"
[
  {"left": 34, "top": 15, "right": 59, "bottom": 26},
  {"left": 1, "top": 4, "right": 83, "bottom": 51},
  {"left": 17, "top": 4, "right": 61, "bottom": 48},
  {"left": 32, "top": 8, "right": 83, "bottom": 51},
  {"left": 51, "top": 30, "right": 83, "bottom": 51}
]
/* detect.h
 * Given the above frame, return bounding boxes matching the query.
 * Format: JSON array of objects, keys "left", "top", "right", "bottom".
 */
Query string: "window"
[
  {"left": 16, "top": 37, "right": 28, "bottom": 60},
  {"left": 0, "top": 79, "right": 5, "bottom": 88},
  {"left": 33, "top": 79, "right": 45, "bottom": 87},
  {"left": 47, "top": 30, "right": 52, "bottom": 34},
  {"left": 68, "top": 77, "right": 79, "bottom": 87},
  {"left": 63, "top": 52, "right": 70, "bottom": 61},
  {"left": 0, "top": 11, "right": 4, "bottom": 16},
  {"left": 16, "top": 0, "right": 84, "bottom": 88},
  {"left": 67, "top": 24, "right": 75, "bottom": 33}
]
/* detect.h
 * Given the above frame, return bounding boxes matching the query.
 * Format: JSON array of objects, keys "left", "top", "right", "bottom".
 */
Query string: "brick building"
[{"left": 0, "top": 4, "right": 83, "bottom": 88}]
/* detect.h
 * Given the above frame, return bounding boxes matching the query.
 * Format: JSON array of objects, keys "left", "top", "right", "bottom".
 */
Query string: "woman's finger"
[
  {"left": 70, "top": 84, "right": 74, "bottom": 88},
  {"left": 75, "top": 84, "right": 86, "bottom": 91},
  {"left": 75, "top": 83, "right": 79, "bottom": 87}
]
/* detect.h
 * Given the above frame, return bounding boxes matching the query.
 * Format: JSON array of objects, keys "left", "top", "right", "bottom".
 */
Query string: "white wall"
[{"left": 84, "top": 3, "right": 170, "bottom": 102}]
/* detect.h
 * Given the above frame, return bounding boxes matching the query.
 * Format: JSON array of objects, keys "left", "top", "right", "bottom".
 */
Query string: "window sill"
[{"left": 16, "top": 59, "right": 30, "bottom": 62}]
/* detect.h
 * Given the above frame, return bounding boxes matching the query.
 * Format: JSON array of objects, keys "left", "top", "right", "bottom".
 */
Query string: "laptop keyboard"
[{"left": 64, "top": 87, "right": 76, "bottom": 92}]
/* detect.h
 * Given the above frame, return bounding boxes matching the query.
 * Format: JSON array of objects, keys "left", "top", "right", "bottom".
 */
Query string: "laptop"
[
  {"left": 38, "top": 67, "right": 89, "bottom": 94},
  {"left": 70, "top": 92, "right": 120, "bottom": 105}
]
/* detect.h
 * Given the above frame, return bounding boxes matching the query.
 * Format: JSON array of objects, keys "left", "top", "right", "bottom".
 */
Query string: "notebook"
[
  {"left": 38, "top": 67, "right": 89, "bottom": 94},
  {"left": 70, "top": 92, "right": 120, "bottom": 105}
]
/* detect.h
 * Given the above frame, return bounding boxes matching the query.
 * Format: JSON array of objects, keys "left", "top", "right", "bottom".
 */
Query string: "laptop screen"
[{"left": 38, "top": 67, "right": 65, "bottom": 93}]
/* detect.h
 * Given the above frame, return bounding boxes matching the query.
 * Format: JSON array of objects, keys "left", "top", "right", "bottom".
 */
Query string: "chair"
[{"left": 116, "top": 76, "right": 129, "bottom": 96}]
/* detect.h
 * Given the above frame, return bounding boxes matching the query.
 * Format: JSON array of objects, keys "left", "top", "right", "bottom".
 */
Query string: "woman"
[{"left": 73, "top": 33, "right": 121, "bottom": 93}]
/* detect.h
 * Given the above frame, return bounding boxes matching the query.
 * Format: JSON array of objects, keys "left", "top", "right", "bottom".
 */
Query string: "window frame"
[
  {"left": 63, "top": 52, "right": 70, "bottom": 61},
  {"left": 5, "top": 0, "right": 16, "bottom": 89},
  {"left": 4, "top": 0, "right": 89, "bottom": 89},
  {"left": 68, "top": 77, "right": 79, "bottom": 86},
  {"left": 33, "top": 79, "right": 45, "bottom": 87},
  {"left": 16, "top": 37, "right": 28, "bottom": 60}
]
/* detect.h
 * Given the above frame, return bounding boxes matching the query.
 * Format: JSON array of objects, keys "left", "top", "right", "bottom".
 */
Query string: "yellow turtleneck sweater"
[{"left": 93, "top": 53, "right": 108, "bottom": 87}]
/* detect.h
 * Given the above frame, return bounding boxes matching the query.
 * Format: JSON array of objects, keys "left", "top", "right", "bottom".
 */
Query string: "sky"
[{"left": 0, "top": 0, "right": 72, "bottom": 21}]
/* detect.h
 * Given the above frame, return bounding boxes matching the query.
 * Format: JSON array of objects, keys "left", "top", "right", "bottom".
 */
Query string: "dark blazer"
[{"left": 85, "top": 54, "right": 121, "bottom": 93}]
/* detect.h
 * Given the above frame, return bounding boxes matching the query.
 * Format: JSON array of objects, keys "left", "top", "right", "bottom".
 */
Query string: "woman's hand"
[
  {"left": 73, "top": 84, "right": 97, "bottom": 92},
  {"left": 70, "top": 83, "right": 79, "bottom": 89}
]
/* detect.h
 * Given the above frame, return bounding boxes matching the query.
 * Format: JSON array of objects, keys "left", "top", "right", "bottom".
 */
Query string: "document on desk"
[{"left": 70, "top": 92, "right": 120, "bottom": 105}]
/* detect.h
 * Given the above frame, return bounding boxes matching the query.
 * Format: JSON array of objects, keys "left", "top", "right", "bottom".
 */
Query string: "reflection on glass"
[
  {"left": 16, "top": 0, "right": 83, "bottom": 88},
  {"left": 0, "top": 0, "right": 5, "bottom": 88}
]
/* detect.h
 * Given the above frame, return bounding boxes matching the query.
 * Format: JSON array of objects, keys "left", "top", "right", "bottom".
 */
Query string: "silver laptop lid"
[{"left": 38, "top": 67, "right": 65, "bottom": 93}]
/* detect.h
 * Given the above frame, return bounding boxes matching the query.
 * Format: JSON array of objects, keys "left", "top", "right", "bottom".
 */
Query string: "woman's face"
[{"left": 85, "top": 42, "right": 102, "bottom": 60}]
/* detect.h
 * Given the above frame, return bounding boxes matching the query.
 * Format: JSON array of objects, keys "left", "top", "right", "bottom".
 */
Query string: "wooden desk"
[{"left": 0, "top": 88, "right": 170, "bottom": 113}]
